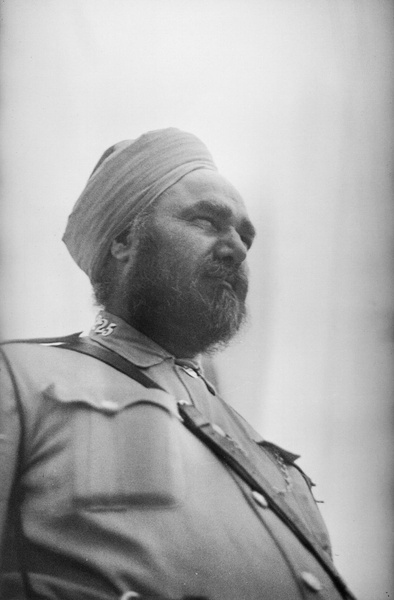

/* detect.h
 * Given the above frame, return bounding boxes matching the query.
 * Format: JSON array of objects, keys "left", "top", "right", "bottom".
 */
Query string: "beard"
[{"left": 119, "top": 230, "right": 248, "bottom": 357}]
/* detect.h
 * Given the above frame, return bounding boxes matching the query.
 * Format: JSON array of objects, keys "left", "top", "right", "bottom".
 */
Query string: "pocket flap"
[{"left": 43, "top": 381, "right": 178, "bottom": 415}]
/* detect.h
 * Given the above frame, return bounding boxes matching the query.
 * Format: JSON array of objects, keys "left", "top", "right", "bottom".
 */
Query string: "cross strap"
[
  {"left": 7, "top": 334, "right": 356, "bottom": 599},
  {"left": 177, "top": 402, "right": 356, "bottom": 600}
]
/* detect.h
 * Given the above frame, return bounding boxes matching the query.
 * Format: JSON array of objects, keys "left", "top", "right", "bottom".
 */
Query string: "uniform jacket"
[{"left": 0, "top": 311, "right": 352, "bottom": 600}]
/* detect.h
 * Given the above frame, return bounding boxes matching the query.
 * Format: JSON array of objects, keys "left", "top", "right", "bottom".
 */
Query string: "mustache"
[{"left": 201, "top": 260, "right": 249, "bottom": 295}]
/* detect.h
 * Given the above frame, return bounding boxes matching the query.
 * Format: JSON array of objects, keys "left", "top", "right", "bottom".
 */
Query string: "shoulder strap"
[{"left": 1, "top": 332, "right": 84, "bottom": 345}]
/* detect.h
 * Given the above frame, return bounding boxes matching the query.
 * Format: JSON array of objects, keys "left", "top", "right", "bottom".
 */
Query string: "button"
[
  {"left": 251, "top": 490, "right": 269, "bottom": 508},
  {"left": 301, "top": 572, "right": 323, "bottom": 592},
  {"left": 120, "top": 592, "right": 140, "bottom": 600},
  {"left": 182, "top": 366, "right": 199, "bottom": 378},
  {"left": 178, "top": 400, "right": 192, "bottom": 406},
  {"left": 212, "top": 423, "right": 226, "bottom": 437},
  {"left": 100, "top": 400, "right": 119, "bottom": 412}
]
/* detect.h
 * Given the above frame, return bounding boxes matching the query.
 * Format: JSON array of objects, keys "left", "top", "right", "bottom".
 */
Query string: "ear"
[{"left": 110, "top": 229, "right": 135, "bottom": 263}]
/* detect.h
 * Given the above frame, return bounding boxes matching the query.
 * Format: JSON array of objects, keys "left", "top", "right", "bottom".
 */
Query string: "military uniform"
[{"left": 0, "top": 311, "right": 352, "bottom": 599}]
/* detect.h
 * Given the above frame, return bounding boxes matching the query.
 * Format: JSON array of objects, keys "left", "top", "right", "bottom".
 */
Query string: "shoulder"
[
  {"left": 0, "top": 335, "right": 81, "bottom": 379},
  {"left": 1, "top": 335, "right": 177, "bottom": 417},
  {"left": 1, "top": 331, "right": 82, "bottom": 350},
  {"left": 0, "top": 335, "right": 105, "bottom": 405}
]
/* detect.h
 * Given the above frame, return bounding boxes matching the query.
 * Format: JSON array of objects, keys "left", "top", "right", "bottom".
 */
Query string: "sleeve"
[{"left": 0, "top": 348, "right": 22, "bottom": 564}]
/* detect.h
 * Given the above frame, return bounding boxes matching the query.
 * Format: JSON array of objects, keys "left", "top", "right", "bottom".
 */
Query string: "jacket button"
[
  {"left": 100, "top": 399, "right": 119, "bottom": 412},
  {"left": 301, "top": 571, "right": 323, "bottom": 592},
  {"left": 212, "top": 423, "right": 226, "bottom": 437},
  {"left": 251, "top": 490, "right": 269, "bottom": 508},
  {"left": 182, "top": 366, "right": 199, "bottom": 378}
]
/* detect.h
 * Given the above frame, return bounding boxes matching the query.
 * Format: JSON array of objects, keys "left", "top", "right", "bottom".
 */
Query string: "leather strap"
[
  {"left": 3, "top": 334, "right": 164, "bottom": 392},
  {"left": 177, "top": 402, "right": 356, "bottom": 600},
  {"left": 60, "top": 338, "right": 165, "bottom": 391}
]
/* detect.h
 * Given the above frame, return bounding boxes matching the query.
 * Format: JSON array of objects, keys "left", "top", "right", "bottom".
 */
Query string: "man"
[{"left": 0, "top": 128, "right": 356, "bottom": 600}]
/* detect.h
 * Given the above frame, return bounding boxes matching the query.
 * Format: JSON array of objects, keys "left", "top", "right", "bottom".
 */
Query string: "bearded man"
[{"left": 0, "top": 129, "right": 356, "bottom": 600}]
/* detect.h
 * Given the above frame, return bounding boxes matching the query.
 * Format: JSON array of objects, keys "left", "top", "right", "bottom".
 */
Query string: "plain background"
[{"left": 1, "top": 1, "right": 393, "bottom": 598}]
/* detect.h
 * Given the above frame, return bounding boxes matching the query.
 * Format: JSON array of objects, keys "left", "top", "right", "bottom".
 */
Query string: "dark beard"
[{"left": 120, "top": 232, "right": 248, "bottom": 357}]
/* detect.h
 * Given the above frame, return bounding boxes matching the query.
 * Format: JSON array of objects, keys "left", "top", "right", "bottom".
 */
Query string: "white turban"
[{"left": 63, "top": 128, "right": 217, "bottom": 281}]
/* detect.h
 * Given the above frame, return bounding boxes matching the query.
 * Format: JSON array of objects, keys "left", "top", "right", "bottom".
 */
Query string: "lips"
[{"left": 203, "top": 263, "right": 248, "bottom": 300}]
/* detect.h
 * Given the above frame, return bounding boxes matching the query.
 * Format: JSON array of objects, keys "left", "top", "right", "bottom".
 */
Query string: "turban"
[{"left": 63, "top": 128, "right": 217, "bottom": 281}]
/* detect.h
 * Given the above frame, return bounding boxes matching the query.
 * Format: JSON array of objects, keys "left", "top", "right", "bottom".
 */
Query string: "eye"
[{"left": 192, "top": 216, "right": 218, "bottom": 230}]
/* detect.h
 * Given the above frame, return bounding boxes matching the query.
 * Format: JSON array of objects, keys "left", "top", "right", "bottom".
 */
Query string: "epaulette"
[{"left": 0, "top": 332, "right": 83, "bottom": 346}]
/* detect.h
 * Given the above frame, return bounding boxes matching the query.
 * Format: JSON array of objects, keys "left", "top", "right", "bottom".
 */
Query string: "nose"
[{"left": 214, "top": 228, "right": 248, "bottom": 264}]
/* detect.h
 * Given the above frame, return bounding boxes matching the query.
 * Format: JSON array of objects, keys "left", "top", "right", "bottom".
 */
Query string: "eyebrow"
[{"left": 180, "top": 200, "right": 257, "bottom": 241}]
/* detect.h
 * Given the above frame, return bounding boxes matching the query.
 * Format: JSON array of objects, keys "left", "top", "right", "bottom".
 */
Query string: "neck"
[
  {"left": 138, "top": 321, "right": 203, "bottom": 359},
  {"left": 106, "top": 305, "right": 202, "bottom": 358}
]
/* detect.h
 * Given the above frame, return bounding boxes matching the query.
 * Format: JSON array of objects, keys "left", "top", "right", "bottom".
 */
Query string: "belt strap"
[{"left": 9, "top": 334, "right": 356, "bottom": 600}]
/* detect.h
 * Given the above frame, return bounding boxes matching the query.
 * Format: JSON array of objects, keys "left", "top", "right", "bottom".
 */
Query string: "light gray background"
[{"left": 1, "top": 1, "right": 393, "bottom": 598}]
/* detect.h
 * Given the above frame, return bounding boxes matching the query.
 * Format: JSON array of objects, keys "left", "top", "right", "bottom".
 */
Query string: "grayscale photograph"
[{"left": 0, "top": 2, "right": 393, "bottom": 599}]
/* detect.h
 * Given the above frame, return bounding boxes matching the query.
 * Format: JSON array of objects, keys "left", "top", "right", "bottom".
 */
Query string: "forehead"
[{"left": 154, "top": 169, "right": 251, "bottom": 222}]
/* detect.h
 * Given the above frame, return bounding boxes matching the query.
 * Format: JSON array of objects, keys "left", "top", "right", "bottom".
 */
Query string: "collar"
[{"left": 88, "top": 310, "right": 202, "bottom": 371}]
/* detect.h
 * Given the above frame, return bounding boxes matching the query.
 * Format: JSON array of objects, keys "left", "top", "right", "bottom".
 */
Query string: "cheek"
[
  {"left": 149, "top": 217, "right": 215, "bottom": 271},
  {"left": 160, "top": 233, "right": 209, "bottom": 265}
]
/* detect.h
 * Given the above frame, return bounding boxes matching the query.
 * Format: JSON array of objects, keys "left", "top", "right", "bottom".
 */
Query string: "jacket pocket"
[{"left": 43, "top": 384, "right": 185, "bottom": 511}]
